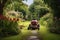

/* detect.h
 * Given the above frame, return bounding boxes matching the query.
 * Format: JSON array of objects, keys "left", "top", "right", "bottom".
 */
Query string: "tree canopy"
[
  {"left": 29, "top": 0, "right": 49, "bottom": 20},
  {"left": 43, "top": 0, "right": 60, "bottom": 18}
]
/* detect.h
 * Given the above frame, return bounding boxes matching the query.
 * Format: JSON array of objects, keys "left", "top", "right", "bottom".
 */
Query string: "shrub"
[
  {"left": 0, "top": 15, "right": 20, "bottom": 37},
  {"left": 47, "top": 16, "right": 60, "bottom": 34}
]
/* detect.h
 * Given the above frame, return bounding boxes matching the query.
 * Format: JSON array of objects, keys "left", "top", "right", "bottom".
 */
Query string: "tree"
[
  {"left": 0, "top": 0, "right": 22, "bottom": 15},
  {"left": 4, "top": 1, "right": 28, "bottom": 19},
  {"left": 29, "top": 0, "right": 49, "bottom": 20},
  {"left": 43, "top": 0, "right": 60, "bottom": 33},
  {"left": 0, "top": 0, "right": 8, "bottom": 14},
  {"left": 43, "top": 0, "right": 60, "bottom": 19}
]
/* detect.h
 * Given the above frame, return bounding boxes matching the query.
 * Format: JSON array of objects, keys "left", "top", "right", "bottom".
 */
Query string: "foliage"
[
  {"left": 43, "top": 0, "right": 60, "bottom": 34},
  {"left": 48, "top": 19, "right": 60, "bottom": 34},
  {"left": 0, "top": 0, "right": 28, "bottom": 37},
  {"left": 0, "top": 15, "right": 20, "bottom": 37},
  {"left": 4, "top": 0, "right": 28, "bottom": 19},
  {"left": 0, "top": 0, "right": 22, "bottom": 14},
  {"left": 38, "top": 8, "right": 49, "bottom": 17},
  {"left": 43, "top": 0, "right": 60, "bottom": 18},
  {"left": 29, "top": 0, "right": 49, "bottom": 20},
  {"left": 40, "top": 13, "right": 52, "bottom": 26}
]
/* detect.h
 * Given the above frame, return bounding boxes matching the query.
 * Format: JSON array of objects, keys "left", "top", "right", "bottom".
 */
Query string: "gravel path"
[{"left": 27, "top": 30, "right": 40, "bottom": 40}]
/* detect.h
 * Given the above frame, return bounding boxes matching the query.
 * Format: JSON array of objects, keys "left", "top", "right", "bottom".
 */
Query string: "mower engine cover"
[{"left": 31, "top": 20, "right": 38, "bottom": 25}]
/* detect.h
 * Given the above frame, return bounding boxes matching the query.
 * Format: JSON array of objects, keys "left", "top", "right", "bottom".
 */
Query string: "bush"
[
  {"left": 52, "top": 19, "right": 60, "bottom": 34},
  {"left": 47, "top": 16, "right": 60, "bottom": 34},
  {"left": 0, "top": 15, "right": 20, "bottom": 37}
]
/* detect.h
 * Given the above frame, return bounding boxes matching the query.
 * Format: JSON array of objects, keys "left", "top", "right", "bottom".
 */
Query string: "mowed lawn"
[{"left": 1, "top": 21, "right": 60, "bottom": 40}]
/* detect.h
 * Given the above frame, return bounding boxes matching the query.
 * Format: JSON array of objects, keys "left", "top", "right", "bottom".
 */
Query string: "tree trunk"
[{"left": 0, "top": 0, "right": 7, "bottom": 14}]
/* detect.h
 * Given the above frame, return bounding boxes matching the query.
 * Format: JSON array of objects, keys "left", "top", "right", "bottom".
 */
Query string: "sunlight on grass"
[
  {"left": 38, "top": 25, "right": 60, "bottom": 40},
  {"left": 18, "top": 21, "right": 31, "bottom": 30}
]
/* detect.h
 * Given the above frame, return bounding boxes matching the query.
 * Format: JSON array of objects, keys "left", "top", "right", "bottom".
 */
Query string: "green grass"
[
  {"left": 1, "top": 21, "right": 60, "bottom": 40},
  {"left": 38, "top": 25, "right": 60, "bottom": 40}
]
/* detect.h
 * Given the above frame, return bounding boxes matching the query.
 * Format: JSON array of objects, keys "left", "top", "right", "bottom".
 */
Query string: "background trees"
[{"left": 29, "top": 0, "right": 49, "bottom": 20}]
